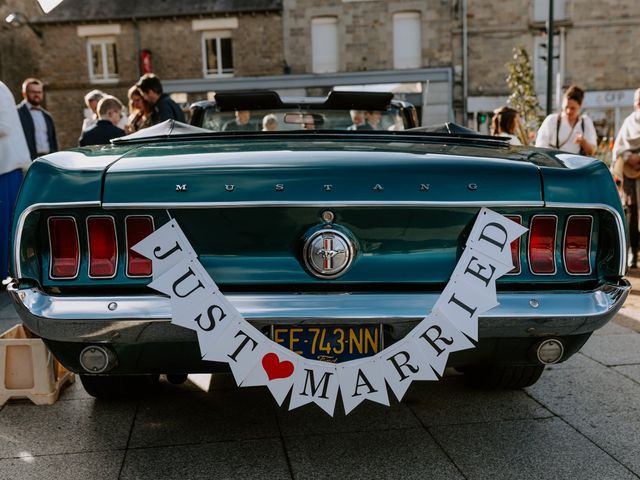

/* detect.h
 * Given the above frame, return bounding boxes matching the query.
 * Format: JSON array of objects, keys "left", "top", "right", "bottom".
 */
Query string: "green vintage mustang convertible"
[{"left": 7, "top": 91, "right": 629, "bottom": 398}]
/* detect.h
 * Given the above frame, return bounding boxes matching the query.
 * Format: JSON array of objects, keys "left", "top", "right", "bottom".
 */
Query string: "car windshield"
[{"left": 199, "top": 107, "right": 408, "bottom": 132}]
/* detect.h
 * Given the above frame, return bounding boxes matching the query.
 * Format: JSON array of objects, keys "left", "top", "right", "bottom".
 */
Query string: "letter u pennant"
[{"left": 134, "top": 209, "right": 526, "bottom": 417}]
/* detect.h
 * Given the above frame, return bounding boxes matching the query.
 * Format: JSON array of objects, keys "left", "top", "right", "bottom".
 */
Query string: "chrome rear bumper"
[{"left": 6, "top": 280, "right": 630, "bottom": 344}]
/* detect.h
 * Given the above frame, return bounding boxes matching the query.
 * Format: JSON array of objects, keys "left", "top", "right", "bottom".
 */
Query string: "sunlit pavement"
[{"left": 1, "top": 286, "right": 640, "bottom": 479}]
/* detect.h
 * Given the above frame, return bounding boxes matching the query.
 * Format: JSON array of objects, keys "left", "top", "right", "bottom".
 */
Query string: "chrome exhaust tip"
[
  {"left": 79, "top": 345, "right": 117, "bottom": 373},
  {"left": 532, "top": 338, "right": 564, "bottom": 365}
]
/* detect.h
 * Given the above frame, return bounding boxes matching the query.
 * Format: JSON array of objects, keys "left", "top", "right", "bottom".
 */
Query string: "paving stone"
[
  {"left": 612, "top": 364, "right": 640, "bottom": 384},
  {"left": 526, "top": 362, "right": 640, "bottom": 416},
  {"left": 277, "top": 388, "right": 419, "bottom": 437},
  {"left": 404, "top": 375, "right": 552, "bottom": 426},
  {"left": 129, "top": 386, "right": 280, "bottom": 448},
  {"left": 284, "top": 428, "right": 463, "bottom": 480},
  {"left": 579, "top": 333, "right": 640, "bottom": 366},
  {"left": 595, "top": 320, "right": 633, "bottom": 335},
  {"left": 564, "top": 411, "right": 640, "bottom": 476},
  {"left": 0, "top": 399, "right": 136, "bottom": 458},
  {"left": 0, "top": 451, "right": 123, "bottom": 480},
  {"left": 430, "top": 417, "right": 636, "bottom": 480},
  {"left": 120, "top": 438, "right": 291, "bottom": 480},
  {"left": 0, "top": 317, "right": 19, "bottom": 336},
  {"left": 545, "top": 352, "right": 600, "bottom": 370}
]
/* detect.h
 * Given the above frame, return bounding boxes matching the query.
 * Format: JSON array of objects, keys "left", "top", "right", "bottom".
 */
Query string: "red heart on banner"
[{"left": 262, "top": 352, "right": 294, "bottom": 381}]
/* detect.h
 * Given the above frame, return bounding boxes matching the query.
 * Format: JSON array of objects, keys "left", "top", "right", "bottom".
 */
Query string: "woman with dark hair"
[
  {"left": 535, "top": 84, "right": 597, "bottom": 155},
  {"left": 491, "top": 106, "right": 521, "bottom": 145},
  {"left": 125, "top": 85, "right": 152, "bottom": 134}
]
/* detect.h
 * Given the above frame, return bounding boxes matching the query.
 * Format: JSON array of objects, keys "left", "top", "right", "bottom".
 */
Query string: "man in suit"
[
  {"left": 78, "top": 96, "right": 126, "bottom": 146},
  {"left": 17, "top": 78, "right": 58, "bottom": 160}
]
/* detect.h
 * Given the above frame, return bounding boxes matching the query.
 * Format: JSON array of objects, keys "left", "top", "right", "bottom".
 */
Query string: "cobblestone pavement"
[{"left": 1, "top": 286, "right": 640, "bottom": 480}]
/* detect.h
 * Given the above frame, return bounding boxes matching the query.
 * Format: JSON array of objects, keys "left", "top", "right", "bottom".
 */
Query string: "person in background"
[
  {"left": 535, "top": 84, "right": 596, "bottom": 156},
  {"left": 262, "top": 114, "right": 278, "bottom": 131},
  {"left": 17, "top": 77, "right": 58, "bottom": 160},
  {"left": 0, "top": 80, "right": 31, "bottom": 280},
  {"left": 223, "top": 110, "right": 257, "bottom": 131},
  {"left": 347, "top": 110, "right": 365, "bottom": 130},
  {"left": 125, "top": 85, "right": 152, "bottom": 133},
  {"left": 81, "top": 89, "right": 106, "bottom": 133},
  {"left": 78, "top": 96, "right": 125, "bottom": 146},
  {"left": 612, "top": 87, "right": 640, "bottom": 268},
  {"left": 136, "top": 73, "right": 185, "bottom": 125},
  {"left": 490, "top": 106, "right": 522, "bottom": 145},
  {"left": 357, "top": 111, "right": 382, "bottom": 130}
]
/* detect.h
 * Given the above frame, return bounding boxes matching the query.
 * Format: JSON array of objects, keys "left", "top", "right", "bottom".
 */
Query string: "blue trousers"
[{"left": 0, "top": 169, "right": 23, "bottom": 279}]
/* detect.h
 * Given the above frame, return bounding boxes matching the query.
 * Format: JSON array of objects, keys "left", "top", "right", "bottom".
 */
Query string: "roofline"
[{"left": 33, "top": 8, "right": 281, "bottom": 25}]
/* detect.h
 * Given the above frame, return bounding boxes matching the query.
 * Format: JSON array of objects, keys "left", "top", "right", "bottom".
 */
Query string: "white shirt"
[
  {"left": 504, "top": 133, "right": 522, "bottom": 146},
  {"left": 27, "top": 101, "right": 51, "bottom": 154},
  {"left": 82, "top": 112, "right": 98, "bottom": 133},
  {"left": 535, "top": 113, "right": 597, "bottom": 154},
  {"left": 0, "top": 81, "right": 30, "bottom": 175}
]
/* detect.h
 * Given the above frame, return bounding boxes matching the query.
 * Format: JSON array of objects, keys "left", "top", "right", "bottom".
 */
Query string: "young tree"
[{"left": 506, "top": 46, "right": 543, "bottom": 145}]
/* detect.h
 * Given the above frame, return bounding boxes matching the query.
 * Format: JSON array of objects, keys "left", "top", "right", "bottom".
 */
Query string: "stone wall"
[
  {"left": 36, "top": 12, "right": 283, "bottom": 149},
  {"left": 0, "top": 0, "right": 43, "bottom": 99},
  {"left": 462, "top": 0, "right": 640, "bottom": 97},
  {"left": 8, "top": 0, "right": 640, "bottom": 148},
  {"left": 283, "top": 0, "right": 454, "bottom": 74}
]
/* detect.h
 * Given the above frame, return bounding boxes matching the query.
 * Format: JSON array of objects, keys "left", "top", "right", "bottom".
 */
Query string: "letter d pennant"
[{"left": 466, "top": 208, "right": 528, "bottom": 268}]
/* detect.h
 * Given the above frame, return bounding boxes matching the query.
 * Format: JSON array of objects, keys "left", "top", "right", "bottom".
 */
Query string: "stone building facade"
[
  {"left": 2, "top": 0, "right": 639, "bottom": 149},
  {"left": 460, "top": 0, "right": 640, "bottom": 139},
  {"left": 0, "top": 0, "right": 42, "bottom": 98},
  {"left": 283, "top": 0, "right": 454, "bottom": 74},
  {"left": 28, "top": 0, "right": 283, "bottom": 148}
]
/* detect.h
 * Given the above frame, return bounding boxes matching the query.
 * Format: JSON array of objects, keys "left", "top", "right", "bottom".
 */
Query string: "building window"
[
  {"left": 533, "top": 0, "right": 566, "bottom": 22},
  {"left": 202, "top": 31, "right": 234, "bottom": 77},
  {"left": 87, "top": 37, "right": 119, "bottom": 83},
  {"left": 311, "top": 17, "right": 338, "bottom": 73},
  {"left": 393, "top": 12, "right": 421, "bottom": 69},
  {"left": 534, "top": 34, "right": 560, "bottom": 95}
]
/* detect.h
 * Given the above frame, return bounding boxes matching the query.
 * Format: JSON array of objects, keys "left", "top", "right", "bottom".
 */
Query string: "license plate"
[{"left": 272, "top": 325, "right": 382, "bottom": 363}]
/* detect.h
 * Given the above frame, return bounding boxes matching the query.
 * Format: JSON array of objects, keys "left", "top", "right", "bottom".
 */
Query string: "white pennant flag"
[
  {"left": 466, "top": 208, "right": 528, "bottom": 268},
  {"left": 432, "top": 276, "right": 498, "bottom": 341},
  {"left": 134, "top": 211, "right": 528, "bottom": 416},
  {"left": 379, "top": 338, "right": 437, "bottom": 402},
  {"left": 242, "top": 343, "right": 300, "bottom": 406},
  {"left": 449, "top": 246, "right": 513, "bottom": 296},
  {"left": 187, "top": 292, "right": 243, "bottom": 356},
  {"left": 148, "top": 257, "right": 217, "bottom": 322},
  {"left": 201, "top": 320, "right": 268, "bottom": 385},
  {"left": 409, "top": 312, "right": 476, "bottom": 376},
  {"left": 337, "top": 357, "right": 389, "bottom": 414},
  {"left": 37, "top": 0, "right": 64, "bottom": 14},
  {"left": 132, "top": 219, "right": 197, "bottom": 280},
  {"left": 289, "top": 360, "right": 339, "bottom": 416}
]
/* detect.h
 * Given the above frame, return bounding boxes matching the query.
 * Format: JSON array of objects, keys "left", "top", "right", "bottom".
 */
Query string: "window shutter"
[
  {"left": 311, "top": 17, "right": 338, "bottom": 73},
  {"left": 393, "top": 12, "right": 421, "bottom": 69}
]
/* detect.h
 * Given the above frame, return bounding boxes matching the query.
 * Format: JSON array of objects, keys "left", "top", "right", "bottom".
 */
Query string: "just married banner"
[{"left": 133, "top": 208, "right": 527, "bottom": 416}]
